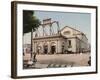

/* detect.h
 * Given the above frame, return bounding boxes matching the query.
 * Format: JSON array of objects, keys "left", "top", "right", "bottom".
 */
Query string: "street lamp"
[{"left": 31, "top": 28, "right": 33, "bottom": 60}]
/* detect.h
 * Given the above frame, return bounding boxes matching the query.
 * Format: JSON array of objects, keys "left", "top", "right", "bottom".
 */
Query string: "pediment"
[{"left": 60, "top": 26, "right": 81, "bottom": 37}]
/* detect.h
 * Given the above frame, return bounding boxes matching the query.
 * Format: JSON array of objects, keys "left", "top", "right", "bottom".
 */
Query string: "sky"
[{"left": 23, "top": 10, "right": 91, "bottom": 44}]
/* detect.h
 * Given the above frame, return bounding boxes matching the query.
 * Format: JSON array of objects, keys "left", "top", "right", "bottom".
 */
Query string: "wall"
[{"left": 0, "top": 0, "right": 99, "bottom": 80}]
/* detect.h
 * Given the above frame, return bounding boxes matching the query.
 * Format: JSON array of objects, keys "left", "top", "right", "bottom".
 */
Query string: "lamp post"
[
  {"left": 31, "top": 28, "right": 33, "bottom": 60},
  {"left": 31, "top": 28, "right": 37, "bottom": 63}
]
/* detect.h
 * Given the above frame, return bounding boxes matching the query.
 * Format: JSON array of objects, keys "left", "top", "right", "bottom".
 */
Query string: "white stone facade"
[{"left": 32, "top": 26, "right": 89, "bottom": 54}]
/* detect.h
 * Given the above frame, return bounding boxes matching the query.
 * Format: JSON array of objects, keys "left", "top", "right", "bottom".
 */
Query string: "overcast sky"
[{"left": 23, "top": 10, "right": 91, "bottom": 44}]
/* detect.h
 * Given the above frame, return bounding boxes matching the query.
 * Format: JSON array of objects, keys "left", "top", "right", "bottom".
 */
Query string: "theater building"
[{"left": 32, "top": 26, "right": 89, "bottom": 54}]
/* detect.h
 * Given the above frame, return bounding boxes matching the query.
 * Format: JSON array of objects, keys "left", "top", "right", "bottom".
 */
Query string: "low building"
[{"left": 32, "top": 26, "right": 89, "bottom": 54}]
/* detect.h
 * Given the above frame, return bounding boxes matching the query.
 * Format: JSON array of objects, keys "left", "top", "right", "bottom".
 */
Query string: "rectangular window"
[{"left": 68, "top": 40, "right": 72, "bottom": 48}]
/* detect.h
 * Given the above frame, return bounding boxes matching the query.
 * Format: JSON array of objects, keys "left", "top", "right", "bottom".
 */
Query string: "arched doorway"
[
  {"left": 43, "top": 43, "right": 48, "bottom": 54},
  {"left": 51, "top": 42, "right": 56, "bottom": 54},
  {"left": 62, "top": 45, "right": 64, "bottom": 54},
  {"left": 36, "top": 43, "right": 42, "bottom": 54},
  {"left": 51, "top": 46, "right": 56, "bottom": 54},
  {"left": 37, "top": 46, "right": 41, "bottom": 54},
  {"left": 62, "top": 42, "right": 65, "bottom": 54}
]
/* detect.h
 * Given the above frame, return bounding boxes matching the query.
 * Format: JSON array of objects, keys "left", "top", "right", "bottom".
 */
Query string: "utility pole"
[{"left": 31, "top": 28, "right": 33, "bottom": 59}]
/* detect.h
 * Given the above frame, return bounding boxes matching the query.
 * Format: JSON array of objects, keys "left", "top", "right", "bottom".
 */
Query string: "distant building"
[
  {"left": 33, "top": 26, "right": 89, "bottom": 54},
  {"left": 23, "top": 44, "right": 31, "bottom": 61},
  {"left": 23, "top": 44, "right": 31, "bottom": 54}
]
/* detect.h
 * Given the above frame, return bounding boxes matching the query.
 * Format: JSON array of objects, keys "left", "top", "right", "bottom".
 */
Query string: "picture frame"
[{"left": 11, "top": 1, "right": 98, "bottom": 78}]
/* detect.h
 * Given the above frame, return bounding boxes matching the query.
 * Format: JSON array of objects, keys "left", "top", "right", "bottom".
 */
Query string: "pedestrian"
[
  {"left": 88, "top": 56, "right": 91, "bottom": 66},
  {"left": 33, "top": 52, "right": 37, "bottom": 62}
]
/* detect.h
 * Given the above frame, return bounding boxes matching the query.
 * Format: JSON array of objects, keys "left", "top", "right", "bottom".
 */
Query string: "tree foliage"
[{"left": 23, "top": 10, "right": 41, "bottom": 34}]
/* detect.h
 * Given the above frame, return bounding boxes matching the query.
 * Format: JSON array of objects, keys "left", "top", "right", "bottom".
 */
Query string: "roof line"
[
  {"left": 60, "top": 26, "right": 88, "bottom": 40},
  {"left": 60, "top": 26, "right": 83, "bottom": 33}
]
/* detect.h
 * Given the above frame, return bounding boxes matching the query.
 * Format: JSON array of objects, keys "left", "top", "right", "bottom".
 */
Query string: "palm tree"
[{"left": 23, "top": 10, "right": 40, "bottom": 60}]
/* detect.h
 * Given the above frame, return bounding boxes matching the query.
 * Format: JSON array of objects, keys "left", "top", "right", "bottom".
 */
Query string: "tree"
[
  {"left": 23, "top": 10, "right": 41, "bottom": 59},
  {"left": 23, "top": 10, "right": 40, "bottom": 34}
]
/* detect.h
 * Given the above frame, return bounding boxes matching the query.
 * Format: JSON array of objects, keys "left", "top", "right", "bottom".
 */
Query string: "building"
[
  {"left": 23, "top": 44, "right": 31, "bottom": 61},
  {"left": 32, "top": 26, "right": 89, "bottom": 54},
  {"left": 23, "top": 44, "right": 31, "bottom": 54}
]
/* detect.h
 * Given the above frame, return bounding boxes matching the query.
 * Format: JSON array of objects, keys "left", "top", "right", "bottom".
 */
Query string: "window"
[
  {"left": 68, "top": 40, "right": 72, "bottom": 48},
  {"left": 63, "top": 31, "right": 70, "bottom": 35}
]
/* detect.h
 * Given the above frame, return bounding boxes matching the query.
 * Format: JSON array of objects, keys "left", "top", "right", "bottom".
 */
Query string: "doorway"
[
  {"left": 44, "top": 45, "right": 48, "bottom": 54},
  {"left": 51, "top": 46, "right": 56, "bottom": 54}
]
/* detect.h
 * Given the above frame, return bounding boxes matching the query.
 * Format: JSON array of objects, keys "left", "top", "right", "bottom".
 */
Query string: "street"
[{"left": 23, "top": 53, "right": 90, "bottom": 69}]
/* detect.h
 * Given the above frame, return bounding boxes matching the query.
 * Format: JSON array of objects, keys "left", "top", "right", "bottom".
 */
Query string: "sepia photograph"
[{"left": 23, "top": 10, "right": 91, "bottom": 69}]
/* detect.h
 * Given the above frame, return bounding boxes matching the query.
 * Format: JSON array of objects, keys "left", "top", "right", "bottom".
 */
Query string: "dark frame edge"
[
  {"left": 11, "top": 1, "right": 97, "bottom": 8},
  {"left": 96, "top": 6, "right": 98, "bottom": 74},
  {"left": 11, "top": 1, "right": 17, "bottom": 78}
]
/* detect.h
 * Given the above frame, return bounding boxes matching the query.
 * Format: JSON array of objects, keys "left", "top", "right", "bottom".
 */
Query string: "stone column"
[
  {"left": 32, "top": 41, "right": 35, "bottom": 53},
  {"left": 41, "top": 41, "right": 44, "bottom": 54},
  {"left": 34, "top": 42, "right": 37, "bottom": 53},
  {"left": 48, "top": 41, "right": 51, "bottom": 54},
  {"left": 57, "top": 40, "right": 62, "bottom": 53},
  {"left": 56, "top": 40, "right": 58, "bottom": 54}
]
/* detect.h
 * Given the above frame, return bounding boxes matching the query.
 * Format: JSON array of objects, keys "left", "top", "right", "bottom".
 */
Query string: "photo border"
[{"left": 11, "top": 1, "right": 98, "bottom": 79}]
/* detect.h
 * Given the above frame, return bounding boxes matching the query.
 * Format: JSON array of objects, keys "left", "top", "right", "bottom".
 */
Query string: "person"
[
  {"left": 27, "top": 59, "right": 33, "bottom": 67},
  {"left": 88, "top": 56, "right": 91, "bottom": 66},
  {"left": 33, "top": 52, "right": 37, "bottom": 62}
]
